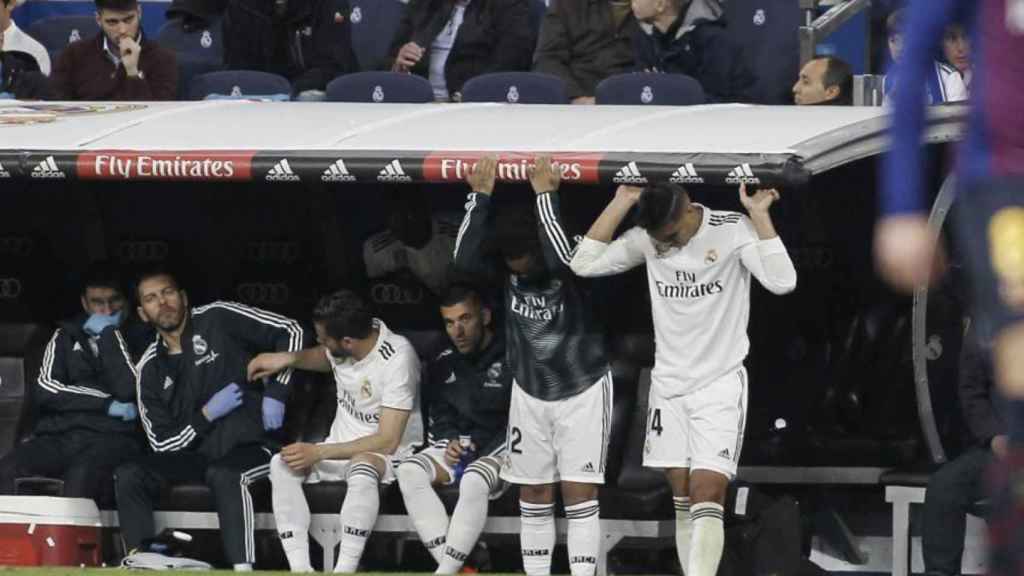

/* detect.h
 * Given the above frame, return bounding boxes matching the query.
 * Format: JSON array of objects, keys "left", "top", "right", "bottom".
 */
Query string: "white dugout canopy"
[{"left": 0, "top": 101, "right": 965, "bottom": 187}]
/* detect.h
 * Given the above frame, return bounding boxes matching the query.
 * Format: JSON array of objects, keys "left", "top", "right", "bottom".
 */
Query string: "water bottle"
[{"left": 452, "top": 434, "right": 475, "bottom": 483}]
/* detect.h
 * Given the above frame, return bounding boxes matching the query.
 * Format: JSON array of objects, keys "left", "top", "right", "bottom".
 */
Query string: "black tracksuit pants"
[
  {"left": 922, "top": 447, "right": 991, "bottom": 575},
  {"left": 0, "top": 430, "right": 141, "bottom": 507},
  {"left": 115, "top": 444, "right": 271, "bottom": 566}
]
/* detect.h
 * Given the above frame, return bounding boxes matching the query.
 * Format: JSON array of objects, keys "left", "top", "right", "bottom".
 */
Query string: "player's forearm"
[
  {"left": 291, "top": 347, "right": 332, "bottom": 373},
  {"left": 747, "top": 211, "right": 778, "bottom": 240},
  {"left": 585, "top": 194, "right": 635, "bottom": 243},
  {"left": 318, "top": 432, "right": 401, "bottom": 461}
]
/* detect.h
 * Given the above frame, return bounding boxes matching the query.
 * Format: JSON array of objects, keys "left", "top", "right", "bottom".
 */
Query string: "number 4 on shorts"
[{"left": 649, "top": 408, "right": 663, "bottom": 436}]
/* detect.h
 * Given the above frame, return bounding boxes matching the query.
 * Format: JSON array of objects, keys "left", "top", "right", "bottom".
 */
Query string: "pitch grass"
[{"left": 0, "top": 565, "right": 524, "bottom": 569}]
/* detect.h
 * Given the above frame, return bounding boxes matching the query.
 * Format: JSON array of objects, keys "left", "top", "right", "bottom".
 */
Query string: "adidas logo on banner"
[
  {"left": 377, "top": 159, "right": 411, "bottom": 182},
  {"left": 0, "top": 161, "right": 9, "bottom": 178},
  {"left": 613, "top": 161, "right": 647, "bottom": 184},
  {"left": 321, "top": 159, "right": 356, "bottom": 183},
  {"left": 266, "top": 159, "right": 300, "bottom": 182},
  {"left": 31, "top": 156, "right": 66, "bottom": 179},
  {"left": 724, "top": 163, "right": 760, "bottom": 185},
  {"left": 669, "top": 163, "right": 704, "bottom": 184}
]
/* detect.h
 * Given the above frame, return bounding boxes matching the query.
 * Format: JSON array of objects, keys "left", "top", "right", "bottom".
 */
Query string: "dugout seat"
[
  {"left": 347, "top": 0, "right": 405, "bottom": 71},
  {"left": 157, "top": 17, "right": 224, "bottom": 99},
  {"left": 460, "top": 72, "right": 569, "bottom": 104},
  {"left": 723, "top": 0, "right": 801, "bottom": 104},
  {"left": 0, "top": 324, "right": 51, "bottom": 460},
  {"left": 325, "top": 72, "right": 434, "bottom": 103},
  {"left": 596, "top": 72, "right": 705, "bottom": 106},
  {"left": 188, "top": 70, "right": 292, "bottom": 100}
]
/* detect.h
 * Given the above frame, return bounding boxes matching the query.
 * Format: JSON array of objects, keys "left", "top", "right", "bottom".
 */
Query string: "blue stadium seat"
[
  {"left": 460, "top": 72, "right": 568, "bottom": 104},
  {"left": 188, "top": 70, "right": 292, "bottom": 100},
  {"left": 26, "top": 15, "right": 100, "bottom": 62},
  {"left": 325, "top": 71, "right": 434, "bottom": 103},
  {"left": 724, "top": 0, "right": 801, "bottom": 104},
  {"left": 157, "top": 17, "right": 223, "bottom": 62},
  {"left": 347, "top": 0, "right": 405, "bottom": 70},
  {"left": 158, "top": 18, "right": 224, "bottom": 99},
  {"left": 595, "top": 72, "right": 706, "bottom": 105}
]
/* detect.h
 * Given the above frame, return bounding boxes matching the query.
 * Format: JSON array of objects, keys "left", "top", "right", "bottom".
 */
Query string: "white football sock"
[
  {"left": 673, "top": 496, "right": 692, "bottom": 574},
  {"left": 396, "top": 457, "right": 449, "bottom": 564},
  {"left": 565, "top": 500, "right": 600, "bottom": 576},
  {"left": 519, "top": 500, "right": 555, "bottom": 576},
  {"left": 436, "top": 461, "right": 497, "bottom": 574},
  {"left": 688, "top": 502, "right": 725, "bottom": 576},
  {"left": 269, "top": 454, "right": 313, "bottom": 572},
  {"left": 333, "top": 463, "right": 381, "bottom": 573}
]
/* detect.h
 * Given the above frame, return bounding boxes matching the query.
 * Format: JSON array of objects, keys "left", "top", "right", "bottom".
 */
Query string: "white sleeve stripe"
[
  {"left": 197, "top": 301, "right": 303, "bottom": 384},
  {"left": 135, "top": 350, "right": 197, "bottom": 451},
  {"left": 114, "top": 330, "right": 139, "bottom": 380},
  {"left": 36, "top": 330, "right": 110, "bottom": 399},
  {"left": 453, "top": 192, "right": 477, "bottom": 262},
  {"left": 537, "top": 193, "right": 573, "bottom": 265}
]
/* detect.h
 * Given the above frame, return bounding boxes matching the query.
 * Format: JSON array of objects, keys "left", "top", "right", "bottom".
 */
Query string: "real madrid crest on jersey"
[
  {"left": 360, "top": 378, "right": 374, "bottom": 399},
  {"left": 705, "top": 249, "right": 718, "bottom": 265},
  {"left": 192, "top": 334, "right": 208, "bottom": 355},
  {"left": 487, "top": 361, "right": 503, "bottom": 381}
]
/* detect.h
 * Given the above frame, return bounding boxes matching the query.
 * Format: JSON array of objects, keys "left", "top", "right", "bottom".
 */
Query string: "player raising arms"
[
  {"left": 453, "top": 156, "right": 613, "bottom": 576},
  {"left": 570, "top": 182, "right": 797, "bottom": 576}
]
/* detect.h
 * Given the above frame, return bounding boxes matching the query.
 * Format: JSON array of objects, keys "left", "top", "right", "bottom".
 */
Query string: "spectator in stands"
[
  {"left": 630, "top": 0, "right": 754, "bottom": 103},
  {"left": 166, "top": 0, "right": 227, "bottom": 29},
  {"left": 1, "top": 0, "right": 51, "bottom": 75},
  {"left": 395, "top": 283, "right": 511, "bottom": 573},
  {"left": 385, "top": 0, "right": 533, "bottom": 102},
  {"left": 455, "top": 156, "right": 612, "bottom": 576},
  {"left": 792, "top": 55, "right": 852, "bottom": 106},
  {"left": 1, "top": 30, "right": 49, "bottom": 99},
  {"left": 222, "top": 0, "right": 357, "bottom": 97},
  {"left": 115, "top": 269, "right": 303, "bottom": 571},
  {"left": 534, "top": 0, "right": 637, "bottom": 104},
  {"left": 922, "top": 329, "right": 1002, "bottom": 576},
  {"left": 883, "top": 9, "right": 966, "bottom": 104},
  {"left": 48, "top": 0, "right": 177, "bottom": 100},
  {"left": 247, "top": 290, "right": 421, "bottom": 573},
  {"left": 0, "top": 263, "right": 140, "bottom": 506},
  {"left": 942, "top": 23, "right": 971, "bottom": 92}
]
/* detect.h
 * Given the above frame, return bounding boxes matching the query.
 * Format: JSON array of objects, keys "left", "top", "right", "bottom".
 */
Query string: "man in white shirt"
[
  {"left": 247, "top": 290, "right": 421, "bottom": 573},
  {"left": 569, "top": 182, "right": 797, "bottom": 576},
  {"left": 1, "top": 0, "right": 51, "bottom": 75}
]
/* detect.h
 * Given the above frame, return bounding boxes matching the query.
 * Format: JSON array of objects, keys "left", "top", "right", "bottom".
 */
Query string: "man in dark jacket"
[
  {"left": 223, "top": 0, "right": 357, "bottom": 95},
  {"left": 533, "top": 0, "right": 636, "bottom": 104},
  {"left": 49, "top": 0, "right": 178, "bottom": 100},
  {"left": 1, "top": 50, "right": 49, "bottom": 99},
  {"left": 395, "top": 283, "right": 511, "bottom": 573},
  {"left": 386, "top": 0, "right": 533, "bottom": 102},
  {"left": 115, "top": 269, "right": 304, "bottom": 570},
  {"left": 922, "top": 327, "right": 1004, "bottom": 576},
  {"left": 0, "top": 263, "right": 140, "bottom": 506},
  {"left": 630, "top": 0, "right": 753, "bottom": 103}
]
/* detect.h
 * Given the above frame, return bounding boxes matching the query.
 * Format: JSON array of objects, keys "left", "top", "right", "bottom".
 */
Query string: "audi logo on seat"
[
  {"left": 246, "top": 241, "right": 300, "bottom": 264},
  {"left": 118, "top": 240, "right": 169, "bottom": 263},
  {"left": 236, "top": 283, "right": 291, "bottom": 305},
  {"left": 0, "top": 278, "right": 23, "bottom": 299},
  {"left": 0, "top": 237, "right": 33, "bottom": 258},
  {"left": 371, "top": 284, "right": 423, "bottom": 305}
]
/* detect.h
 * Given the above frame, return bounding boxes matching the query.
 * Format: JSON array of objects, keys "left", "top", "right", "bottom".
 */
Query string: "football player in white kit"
[
  {"left": 570, "top": 182, "right": 797, "bottom": 576},
  {"left": 246, "top": 290, "right": 421, "bottom": 573}
]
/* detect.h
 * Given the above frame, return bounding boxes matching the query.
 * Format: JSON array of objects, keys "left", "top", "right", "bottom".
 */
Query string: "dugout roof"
[{"left": 0, "top": 101, "right": 966, "bottom": 187}]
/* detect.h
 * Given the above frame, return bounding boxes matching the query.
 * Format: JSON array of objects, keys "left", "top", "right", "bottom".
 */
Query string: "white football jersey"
[
  {"left": 572, "top": 205, "right": 796, "bottom": 397},
  {"left": 326, "top": 319, "right": 421, "bottom": 446}
]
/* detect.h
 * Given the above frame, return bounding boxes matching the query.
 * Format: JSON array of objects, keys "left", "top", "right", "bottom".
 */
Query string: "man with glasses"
[
  {"left": 0, "top": 262, "right": 140, "bottom": 506},
  {"left": 570, "top": 182, "right": 796, "bottom": 576}
]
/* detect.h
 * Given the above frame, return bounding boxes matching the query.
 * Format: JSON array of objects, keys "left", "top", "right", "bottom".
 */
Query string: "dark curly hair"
[
  {"left": 635, "top": 183, "right": 689, "bottom": 233},
  {"left": 312, "top": 290, "right": 373, "bottom": 340}
]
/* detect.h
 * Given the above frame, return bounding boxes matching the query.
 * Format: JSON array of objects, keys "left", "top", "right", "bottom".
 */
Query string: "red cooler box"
[{"left": 0, "top": 496, "right": 102, "bottom": 566}]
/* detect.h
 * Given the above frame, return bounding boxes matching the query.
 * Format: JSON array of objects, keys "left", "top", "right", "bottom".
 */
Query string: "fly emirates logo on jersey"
[
  {"left": 78, "top": 152, "right": 255, "bottom": 181},
  {"left": 654, "top": 269, "right": 724, "bottom": 300},
  {"left": 422, "top": 153, "right": 601, "bottom": 184},
  {"left": 510, "top": 293, "right": 564, "bottom": 321},
  {"left": 338, "top": 389, "right": 379, "bottom": 425}
]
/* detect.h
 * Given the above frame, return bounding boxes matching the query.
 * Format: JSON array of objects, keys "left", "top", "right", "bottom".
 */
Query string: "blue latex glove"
[
  {"left": 262, "top": 397, "right": 285, "bottom": 431},
  {"left": 84, "top": 310, "right": 123, "bottom": 336},
  {"left": 107, "top": 400, "right": 137, "bottom": 422},
  {"left": 203, "top": 383, "right": 243, "bottom": 422}
]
